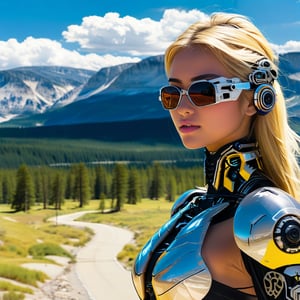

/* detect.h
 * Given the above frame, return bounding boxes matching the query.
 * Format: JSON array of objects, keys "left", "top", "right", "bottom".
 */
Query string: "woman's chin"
[{"left": 181, "top": 139, "right": 203, "bottom": 150}]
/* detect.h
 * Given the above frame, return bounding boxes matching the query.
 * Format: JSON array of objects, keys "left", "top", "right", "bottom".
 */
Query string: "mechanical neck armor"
[{"left": 204, "top": 139, "right": 263, "bottom": 194}]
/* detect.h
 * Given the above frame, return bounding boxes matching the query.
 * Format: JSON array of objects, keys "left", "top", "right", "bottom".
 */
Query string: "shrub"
[
  {"left": 5, "top": 244, "right": 27, "bottom": 257},
  {"left": 40, "top": 225, "right": 93, "bottom": 246},
  {"left": 0, "top": 280, "right": 33, "bottom": 294},
  {"left": 0, "top": 264, "right": 47, "bottom": 286},
  {"left": 28, "top": 242, "right": 73, "bottom": 259}
]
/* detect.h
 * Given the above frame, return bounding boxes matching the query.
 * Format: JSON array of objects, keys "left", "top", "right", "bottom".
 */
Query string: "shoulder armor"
[
  {"left": 234, "top": 187, "right": 300, "bottom": 269},
  {"left": 152, "top": 202, "right": 228, "bottom": 299},
  {"left": 132, "top": 193, "right": 200, "bottom": 299},
  {"left": 132, "top": 188, "right": 227, "bottom": 300},
  {"left": 171, "top": 188, "right": 207, "bottom": 216}
]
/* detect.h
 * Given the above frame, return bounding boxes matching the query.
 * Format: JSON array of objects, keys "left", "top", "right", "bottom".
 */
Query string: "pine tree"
[
  {"left": 166, "top": 175, "right": 177, "bottom": 202},
  {"left": 50, "top": 172, "right": 65, "bottom": 210},
  {"left": 65, "top": 168, "right": 76, "bottom": 199},
  {"left": 2, "top": 174, "right": 14, "bottom": 204},
  {"left": 127, "top": 168, "right": 141, "bottom": 204},
  {"left": 33, "top": 167, "right": 50, "bottom": 208},
  {"left": 73, "top": 163, "right": 90, "bottom": 208},
  {"left": 111, "top": 163, "right": 128, "bottom": 211},
  {"left": 40, "top": 167, "right": 51, "bottom": 209},
  {"left": 12, "top": 164, "right": 35, "bottom": 212},
  {"left": 94, "top": 166, "right": 109, "bottom": 199},
  {"left": 149, "top": 163, "right": 165, "bottom": 200}
]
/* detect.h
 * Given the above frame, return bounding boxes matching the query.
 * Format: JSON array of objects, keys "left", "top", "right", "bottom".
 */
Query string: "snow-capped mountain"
[
  {"left": 76, "top": 62, "right": 134, "bottom": 100},
  {"left": 0, "top": 66, "right": 95, "bottom": 123},
  {"left": 0, "top": 53, "right": 299, "bottom": 127}
]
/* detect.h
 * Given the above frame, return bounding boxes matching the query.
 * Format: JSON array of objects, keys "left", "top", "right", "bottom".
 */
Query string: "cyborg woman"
[{"left": 132, "top": 12, "right": 300, "bottom": 300}]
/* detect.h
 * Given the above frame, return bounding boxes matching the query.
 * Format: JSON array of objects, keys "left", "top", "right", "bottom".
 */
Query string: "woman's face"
[{"left": 168, "top": 47, "right": 256, "bottom": 152}]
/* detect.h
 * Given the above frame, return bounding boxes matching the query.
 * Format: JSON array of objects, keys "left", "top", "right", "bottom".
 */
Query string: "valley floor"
[{"left": 22, "top": 211, "right": 138, "bottom": 300}]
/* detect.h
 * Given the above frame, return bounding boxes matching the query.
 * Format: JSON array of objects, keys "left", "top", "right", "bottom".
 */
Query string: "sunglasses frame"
[{"left": 159, "top": 77, "right": 252, "bottom": 110}]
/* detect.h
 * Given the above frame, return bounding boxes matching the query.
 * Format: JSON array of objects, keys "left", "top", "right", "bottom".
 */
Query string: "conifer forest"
[{"left": 0, "top": 138, "right": 205, "bottom": 212}]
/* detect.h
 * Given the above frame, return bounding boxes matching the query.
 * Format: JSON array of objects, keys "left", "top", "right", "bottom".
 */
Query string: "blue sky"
[{"left": 0, "top": 0, "right": 299, "bottom": 70}]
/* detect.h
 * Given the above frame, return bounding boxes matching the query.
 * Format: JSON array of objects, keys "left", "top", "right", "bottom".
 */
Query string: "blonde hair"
[{"left": 164, "top": 13, "right": 300, "bottom": 200}]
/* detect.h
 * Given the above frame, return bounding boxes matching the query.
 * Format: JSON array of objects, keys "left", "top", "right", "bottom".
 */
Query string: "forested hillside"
[
  {"left": 0, "top": 137, "right": 202, "bottom": 168},
  {"left": 1, "top": 162, "right": 204, "bottom": 213}
]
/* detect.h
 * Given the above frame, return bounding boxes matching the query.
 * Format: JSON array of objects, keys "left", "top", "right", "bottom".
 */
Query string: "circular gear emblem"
[{"left": 273, "top": 215, "right": 300, "bottom": 253}]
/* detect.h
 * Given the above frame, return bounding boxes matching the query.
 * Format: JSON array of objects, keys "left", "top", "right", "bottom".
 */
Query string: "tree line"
[
  {"left": 0, "top": 162, "right": 204, "bottom": 212},
  {"left": 0, "top": 138, "right": 202, "bottom": 168}
]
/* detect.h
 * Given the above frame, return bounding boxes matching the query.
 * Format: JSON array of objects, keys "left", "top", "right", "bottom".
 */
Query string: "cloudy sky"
[{"left": 0, "top": 0, "right": 299, "bottom": 71}]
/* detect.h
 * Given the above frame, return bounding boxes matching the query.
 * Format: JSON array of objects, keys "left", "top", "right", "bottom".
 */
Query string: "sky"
[{"left": 0, "top": 0, "right": 299, "bottom": 71}]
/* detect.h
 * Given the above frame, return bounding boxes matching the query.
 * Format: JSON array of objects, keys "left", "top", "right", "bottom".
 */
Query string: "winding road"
[{"left": 55, "top": 211, "right": 140, "bottom": 300}]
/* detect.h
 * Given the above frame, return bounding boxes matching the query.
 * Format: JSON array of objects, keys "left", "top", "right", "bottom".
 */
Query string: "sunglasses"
[{"left": 159, "top": 77, "right": 251, "bottom": 110}]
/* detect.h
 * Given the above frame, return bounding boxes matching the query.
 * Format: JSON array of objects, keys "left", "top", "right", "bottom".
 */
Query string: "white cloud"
[
  {"left": 63, "top": 9, "right": 300, "bottom": 56},
  {"left": 271, "top": 40, "right": 300, "bottom": 54},
  {"left": 0, "top": 37, "right": 140, "bottom": 71},
  {"left": 62, "top": 9, "right": 208, "bottom": 56},
  {"left": 0, "top": 9, "right": 299, "bottom": 71}
]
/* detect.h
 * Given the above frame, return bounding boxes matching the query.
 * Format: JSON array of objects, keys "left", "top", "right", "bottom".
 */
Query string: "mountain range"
[{"left": 0, "top": 53, "right": 299, "bottom": 129}]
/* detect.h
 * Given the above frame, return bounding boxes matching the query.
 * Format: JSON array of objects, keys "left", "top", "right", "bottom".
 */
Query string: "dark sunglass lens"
[
  {"left": 189, "top": 82, "right": 215, "bottom": 106},
  {"left": 160, "top": 86, "right": 180, "bottom": 109}
]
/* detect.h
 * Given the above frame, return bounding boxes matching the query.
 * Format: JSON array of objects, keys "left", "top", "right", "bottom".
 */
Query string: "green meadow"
[
  {"left": 0, "top": 200, "right": 95, "bottom": 299},
  {"left": 0, "top": 197, "right": 172, "bottom": 299}
]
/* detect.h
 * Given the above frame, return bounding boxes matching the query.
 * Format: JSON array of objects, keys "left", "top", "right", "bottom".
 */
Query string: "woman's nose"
[{"left": 176, "top": 94, "right": 194, "bottom": 115}]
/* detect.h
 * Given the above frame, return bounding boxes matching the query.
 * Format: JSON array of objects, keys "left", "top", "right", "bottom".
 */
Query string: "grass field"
[
  {"left": 0, "top": 198, "right": 173, "bottom": 297},
  {"left": 0, "top": 200, "right": 97, "bottom": 298}
]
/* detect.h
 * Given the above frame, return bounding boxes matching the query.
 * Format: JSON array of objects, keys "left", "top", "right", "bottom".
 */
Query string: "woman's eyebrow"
[
  {"left": 168, "top": 74, "right": 219, "bottom": 83},
  {"left": 191, "top": 74, "right": 219, "bottom": 81},
  {"left": 168, "top": 78, "right": 182, "bottom": 83}
]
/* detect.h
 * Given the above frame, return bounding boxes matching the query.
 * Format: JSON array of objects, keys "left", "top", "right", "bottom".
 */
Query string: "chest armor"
[{"left": 132, "top": 190, "right": 229, "bottom": 299}]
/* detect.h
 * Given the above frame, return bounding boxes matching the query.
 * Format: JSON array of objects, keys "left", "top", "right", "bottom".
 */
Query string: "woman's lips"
[{"left": 179, "top": 124, "right": 200, "bottom": 133}]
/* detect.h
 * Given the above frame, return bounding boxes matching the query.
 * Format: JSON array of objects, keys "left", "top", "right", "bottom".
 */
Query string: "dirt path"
[{"left": 54, "top": 211, "right": 139, "bottom": 300}]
